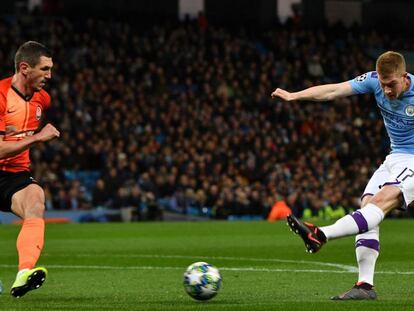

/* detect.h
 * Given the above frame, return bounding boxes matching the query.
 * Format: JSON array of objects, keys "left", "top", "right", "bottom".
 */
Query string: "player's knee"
[
  {"left": 361, "top": 195, "right": 373, "bottom": 208},
  {"left": 371, "top": 186, "right": 402, "bottom": 210},
  {"left": 22, "top": 201, "right": 45, "bottom": 218},
  {"left": 21, "top": 186, "right": 45, "bottom": 218}
]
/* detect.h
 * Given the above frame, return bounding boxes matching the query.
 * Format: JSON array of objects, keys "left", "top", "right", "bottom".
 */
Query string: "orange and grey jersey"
[{"left": 0, "top": 76, "right": 50, "bottom": 172}]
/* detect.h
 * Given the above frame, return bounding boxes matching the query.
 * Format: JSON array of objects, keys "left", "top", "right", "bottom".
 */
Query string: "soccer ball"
[{"left": 183, "top": 262, "right": 222, "bottom": 301}]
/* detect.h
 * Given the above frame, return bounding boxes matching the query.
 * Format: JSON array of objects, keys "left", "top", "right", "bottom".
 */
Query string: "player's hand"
[
  {"left": 271, "top": 88, "right": 295, "bottom": 101},
  {"left": 35, "top": 123, "right": 60, "bottom": 142}
]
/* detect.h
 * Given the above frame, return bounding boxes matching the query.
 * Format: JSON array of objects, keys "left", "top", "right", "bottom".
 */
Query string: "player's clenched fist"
[
  {"left": 36, "top": 123, "right": 60, "bottom": 142},
  {"left": 271, "top": 88, "right": 296, "bottom": 101}
]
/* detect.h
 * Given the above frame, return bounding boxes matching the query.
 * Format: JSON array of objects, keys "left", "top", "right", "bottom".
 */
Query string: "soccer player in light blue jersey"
[{"left": 271, "top": 51, "right": 414, "bottom": 300}]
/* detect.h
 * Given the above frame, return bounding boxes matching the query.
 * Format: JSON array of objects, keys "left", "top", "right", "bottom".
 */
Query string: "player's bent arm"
[
  {"left": 271, "top": 81, "right": 354, "bottom": 102},
  {"left": 0, "top": 135, "right": 41, "bottom": 159},
  {"left": 0, "top": 123, "right": 60, "bottom": 159}
]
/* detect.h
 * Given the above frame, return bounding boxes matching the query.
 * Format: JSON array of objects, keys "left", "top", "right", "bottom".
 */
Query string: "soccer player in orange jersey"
[{"left": 0, "top": 41, "right": 60, "bottom": 298}]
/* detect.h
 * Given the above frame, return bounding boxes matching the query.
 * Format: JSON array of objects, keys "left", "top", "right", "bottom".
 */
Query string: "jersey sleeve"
[{"left": 348, "top": 71, "right": 378, "bottom": 95}]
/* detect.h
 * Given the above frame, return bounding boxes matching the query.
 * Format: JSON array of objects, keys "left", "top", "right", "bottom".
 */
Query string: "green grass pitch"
[{"left": 1, "top": 219, "right": 414, "bottom": 310}]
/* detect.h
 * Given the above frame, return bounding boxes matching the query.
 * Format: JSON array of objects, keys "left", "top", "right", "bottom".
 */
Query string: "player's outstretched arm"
[
  {"left": 0, "top": 123, "right": 60, "bottom": 159},
  {"left": 271, "top": 81, "right": 353, "bottom": 102}
]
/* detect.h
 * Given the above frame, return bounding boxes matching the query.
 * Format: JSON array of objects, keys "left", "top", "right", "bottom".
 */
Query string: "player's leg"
[
  {"left": 319, "top": 185, "right": 400, "bottom": 240},
  {"left": 287, "top": 186, "right": 399, "bottom": 253},
  {"left": 287, "top": 156, "right": 404, "bottom": 252},
  {"left": 10, "top": 183, "right": 48, "bottom": 298},
  {"left": 331, "top": 194, "right": 379, "bottom": 300},
  {"left": 355, "top": 193, "right": 382, "bottom": 284}
]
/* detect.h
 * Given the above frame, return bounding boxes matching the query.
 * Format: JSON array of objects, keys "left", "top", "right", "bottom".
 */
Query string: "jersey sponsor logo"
[
  {"left": 10, "top": 130, "right": 35, "bottom": 138},
  {"left": 355, "top": 73, "right": 368, "bottom": 82},
  {"left": 406, "top": 105, "right": 414, "bottom": 117},
  {"left": 5, "top": 127, "right": 35, "bottom": 138},
  {"left": 382, "top": 109, "right": 414, "bottom": 128},
  {"left": 36, "top": 106, "right": 42, "bottom": 120}
]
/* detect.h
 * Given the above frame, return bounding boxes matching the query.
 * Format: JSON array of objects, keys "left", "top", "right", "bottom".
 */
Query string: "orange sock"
[{"left": 16, "top": 218, "right": 45, "bottom": 271}]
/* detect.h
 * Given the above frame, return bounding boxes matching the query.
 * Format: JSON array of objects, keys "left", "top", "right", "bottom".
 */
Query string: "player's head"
[
  {"left": 376, "top": 51, "right": 407, "bottom": 100},
  {"left": 14, "top": 41, "right": 53, "bottom": 92}
]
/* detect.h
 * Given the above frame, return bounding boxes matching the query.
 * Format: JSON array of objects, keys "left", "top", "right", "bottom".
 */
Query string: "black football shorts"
[{"left": 0, "top": 171, "right": 38, "bottom": 212}]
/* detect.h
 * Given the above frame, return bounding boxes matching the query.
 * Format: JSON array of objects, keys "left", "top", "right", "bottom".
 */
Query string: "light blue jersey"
[{"left": 349, "top": 71, "right": 414, "bottom": 154}]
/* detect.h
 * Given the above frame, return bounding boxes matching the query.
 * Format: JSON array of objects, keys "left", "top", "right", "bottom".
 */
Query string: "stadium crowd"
[{"left": 0, "top": 14, "right": 401, "bottom": 220}]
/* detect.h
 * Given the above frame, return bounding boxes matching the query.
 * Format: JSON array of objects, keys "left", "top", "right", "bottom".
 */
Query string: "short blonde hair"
[{"left": 376, "top": 51, "right": 406, "bottom": 77}]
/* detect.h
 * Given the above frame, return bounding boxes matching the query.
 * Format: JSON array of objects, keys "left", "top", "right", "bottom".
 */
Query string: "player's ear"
[{"left": 18, "top": 62, "right": 30, "bottom": 76}]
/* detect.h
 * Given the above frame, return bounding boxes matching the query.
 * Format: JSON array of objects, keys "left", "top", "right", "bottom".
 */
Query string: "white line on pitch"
[
  {"left": 41, "top": 253, "right": 358, "bottom": 272},
  {"left": 0, "top": 264, "right": 361, "bottom": 274},
  {"left": 0, "top": 263, "right": 413, "bottom": 275}
]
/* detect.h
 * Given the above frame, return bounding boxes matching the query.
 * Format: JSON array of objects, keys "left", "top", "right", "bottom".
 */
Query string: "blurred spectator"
[
  {"left": 113, "top": 186, "right": 135, "bottom": 222},
  {"left": 92, "top": 179, "right": 111, "bottom": 208}
]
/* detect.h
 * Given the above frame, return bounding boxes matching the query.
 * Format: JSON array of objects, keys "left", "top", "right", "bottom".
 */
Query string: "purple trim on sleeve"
[
  {"left": 355, "top": 238, "right": 380, "bottom": 251},
  {"left": 382, "top": 181, "right": 401, "bottom": 187},
  {"left": 351, "top": 211, "right": 368, "bottom": 233},
  {"left": 361, "top": 193, "right": 374, "bottom": 201}
]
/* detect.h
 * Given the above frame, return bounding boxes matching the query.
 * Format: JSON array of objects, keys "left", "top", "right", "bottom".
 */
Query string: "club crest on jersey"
[
  {"left": 36, "top": 106, "right": 42, "bottom": 120},
  {"left": 355, "top": 73, "right": 368, "bottom": 82},
  {"left": 405, "top": 105, "right": 414, "bottom": 117}
]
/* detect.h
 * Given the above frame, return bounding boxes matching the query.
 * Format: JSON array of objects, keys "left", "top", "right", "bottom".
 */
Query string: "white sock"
[
  {"left": 355, "top": 226, "right": 379, "bottom": 285},
  {"left": 320, "top": 203, "right": 384, "bottom": 240}
]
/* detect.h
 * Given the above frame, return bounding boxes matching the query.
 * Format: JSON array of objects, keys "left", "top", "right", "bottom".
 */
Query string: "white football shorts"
[{"left": 363, "top": 153, "right": 414, "bottom": 209}]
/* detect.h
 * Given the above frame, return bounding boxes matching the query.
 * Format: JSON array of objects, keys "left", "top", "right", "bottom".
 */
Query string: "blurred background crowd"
[{"left": 0, "top": 10, "right": 406, "bottom": 221}]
